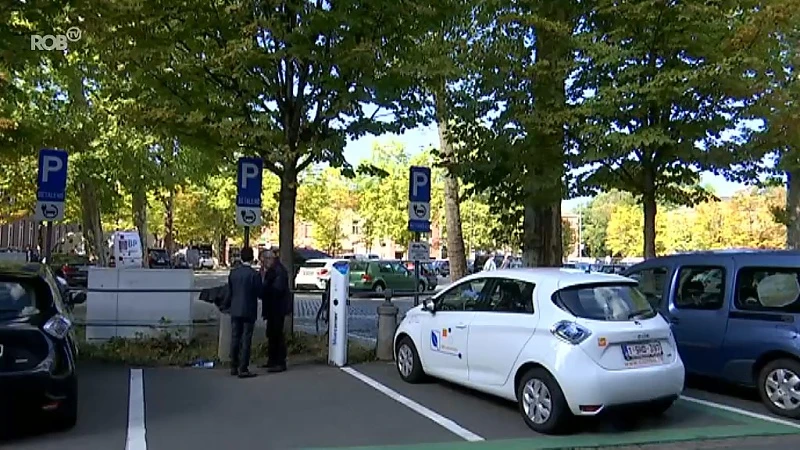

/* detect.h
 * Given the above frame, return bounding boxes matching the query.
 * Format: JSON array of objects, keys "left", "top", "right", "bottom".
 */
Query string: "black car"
[
  {"left": 148, "top": 248, "right": 171, "bottom": 268},
  {"left": 0, "top": 263, "right": 85, "bottom": 430}
]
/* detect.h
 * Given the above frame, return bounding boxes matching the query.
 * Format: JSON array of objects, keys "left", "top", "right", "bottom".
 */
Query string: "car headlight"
[
  {"left": 550, "top": 320, "right": 591, "bottom": 345},
  {"left": 43, "top": 314, "right": 72, "bottom": 340}
]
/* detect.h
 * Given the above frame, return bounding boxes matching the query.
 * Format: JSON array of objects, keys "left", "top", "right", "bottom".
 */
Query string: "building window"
[{"left": 352, "top": 223, "right": 362, "bottom": 235}]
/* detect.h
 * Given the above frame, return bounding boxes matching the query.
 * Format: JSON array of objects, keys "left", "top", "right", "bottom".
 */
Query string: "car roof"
[
  {"left": 305, "top": 258, "right": 346, "bottom": 263},
  {"left": 0, "top": 262, "right": 49, "bottom": 279},
  {"left": 459, "top": 267, "right": 633, "bottom": 289},
  {"left": 626, "top": 249, "right": 800, "bottom": 270}
]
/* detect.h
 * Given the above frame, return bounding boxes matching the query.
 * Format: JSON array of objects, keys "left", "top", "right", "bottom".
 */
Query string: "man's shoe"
[
  {"left": 230, "top": 368, "right": 239, "bottom": 376},
  {"left": 238, "top": 370, "right": 257, "bottom": 378},
  {"left": 267, "top": 365, "right": 286, "bottom": 373}
]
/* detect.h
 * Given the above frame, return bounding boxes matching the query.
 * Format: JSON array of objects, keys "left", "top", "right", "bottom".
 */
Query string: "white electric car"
[{"left": 393, "top": 268, "right": 685, "bottom": 434}]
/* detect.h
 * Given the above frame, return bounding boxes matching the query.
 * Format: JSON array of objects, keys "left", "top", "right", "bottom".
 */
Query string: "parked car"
[
  {"left": 403, "top": 261, "right": 438, "bottom": 291},
  {"left": 0, "top": 262, "right": 86, "bottom": 430},
  {"left": 350, "top": 260, "right": 427, "bottom": 294},
  {"left": 147, "top": 248, "right": 171, "bottom": 268},
  {"left": 624, "top": 249, "right": 800, "bottom": 419},
  {"left": 48, "top": 254, "right": 92, "bottom": 287},
  {"left": 394, "top": 268, "right": 684, "bottom": 434},
  {"left": 294, "top": 258, "right": 347, "bottom": 291},
  {"left": 431, "top": 259, "right": 450, "bottom": 277}
]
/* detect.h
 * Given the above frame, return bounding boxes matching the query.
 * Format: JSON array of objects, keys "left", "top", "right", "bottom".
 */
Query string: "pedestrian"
[
  {"left": 500, "top": 254, "right": 511, "bottom": 270},
  {"left": 260, "top": 247, "right": 290, "bottom": 373},
  {"left": 226, "top": 247, "right": 262, "bottom": 378},
  {"left": 483, "top": 254, "right": 497, "bottom": 271}
]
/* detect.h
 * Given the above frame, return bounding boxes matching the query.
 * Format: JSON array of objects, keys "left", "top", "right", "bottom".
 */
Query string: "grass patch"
[{"left": 75, "top": 325, "right": 376, "bottom": 367}]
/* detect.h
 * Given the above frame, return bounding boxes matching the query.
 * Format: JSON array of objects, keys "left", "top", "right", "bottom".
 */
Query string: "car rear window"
[
  {"left": 304, "top": 262, "right": 327, "bottom": 269},
  {"left": 0, "top": 280, "right": 38, "bottom": 318},
  {"left": 552, "top": 282, "right": 656, "bottom": 321},
  {"left": 350, "top": 261, "right": 368, "bottom": 272}
]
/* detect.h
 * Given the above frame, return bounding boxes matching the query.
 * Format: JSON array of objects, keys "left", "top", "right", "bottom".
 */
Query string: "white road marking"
[
  {"left": 681, "top": 395, "right": 800, "bottom": 430},
  {"left": 126, "top": 369, "right": 147, "bottom": 450},
  {"left": 341, "top": 367, "right": 485, "bottom": 442}
]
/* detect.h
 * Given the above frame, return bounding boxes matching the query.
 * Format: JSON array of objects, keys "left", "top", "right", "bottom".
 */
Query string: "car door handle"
[{"left": 455, "top": 323, "right": 468, "bottom": 329}]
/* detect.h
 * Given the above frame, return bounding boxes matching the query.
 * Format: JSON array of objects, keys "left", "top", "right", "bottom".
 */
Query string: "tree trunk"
[
  {"left": 279, "top": 165, "right": 298, "bottom": 336},
  {"left": 219, "top": 234, "right": 228, "bottom": 266},
  {"left": 642, "top": 169, "right": 658, "bottom": 259},
  {"left": 787, "top": 169, "right": 800, "bottom": 249},
  {"left": 522, "top": 201, "right": 563, "bottom": 267},
  {"left": 79, "top": 180, "right": 107, "bottom": 266},
  {"left": 132, "top": 187, "right": 148, "bottom": 267},
  {"left": 434, "top": 83, "right": 468, "bottom": 282},
  {"left": 163, "top": 190, "right": 175, "bottom": 254}
]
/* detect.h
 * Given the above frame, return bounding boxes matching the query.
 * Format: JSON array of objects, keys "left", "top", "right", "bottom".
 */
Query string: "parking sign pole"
[
  {"left": 244, "top": 226, "right": 250, "bottom": 251},
  {"left": 413, "top": 231, "right": 421, "bottom": 306},
  {"left": 45, "top": 221, "right": 53, "bottom": 261}
]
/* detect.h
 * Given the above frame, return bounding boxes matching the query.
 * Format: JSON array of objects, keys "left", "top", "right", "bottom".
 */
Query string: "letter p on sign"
[
  {"left": 240, "top": 162, "right": 259, "bottom": 189},
  {"left": 41, "top": 156, "right": 63, "bottom": 183}
]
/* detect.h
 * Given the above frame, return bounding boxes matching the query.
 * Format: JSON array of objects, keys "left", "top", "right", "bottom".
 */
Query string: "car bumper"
[
  {"left": 555, "top": 349, "right": 685, "bottom": 415},
  {"left": 0, "top": 369, "right": 74, "bottom": 414}
]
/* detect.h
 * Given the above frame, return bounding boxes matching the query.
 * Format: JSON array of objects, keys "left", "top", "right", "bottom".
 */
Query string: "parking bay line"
[
  {"left": 680, "top": 395, "right": 800, "bottom": 431},
  {"left": 341, "top": 367, "right": 485, "bottom": 442},
  {"left": 126, "top": 369, "right": 147, "bottom": 450}
]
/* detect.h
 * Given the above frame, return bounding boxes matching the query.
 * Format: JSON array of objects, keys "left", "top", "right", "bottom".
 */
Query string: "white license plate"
[
  {"left": 302, "top": 269, "right": 315, "bottom": 275},
  {"left": 622, "top": 341, "right": 663, "bottom": 360}
]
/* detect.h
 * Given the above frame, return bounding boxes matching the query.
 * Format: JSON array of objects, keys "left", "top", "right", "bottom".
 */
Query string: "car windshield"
[
  {"left": 0, "top": 280, "right": 38, "bottom": 318},
  {"left": 553, "top": 282, "right": 656, "bottom": 321}
]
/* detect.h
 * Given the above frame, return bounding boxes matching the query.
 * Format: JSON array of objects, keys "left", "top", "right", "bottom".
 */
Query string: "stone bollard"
[
  {"left": 376, "top": 289, "right": 399, "bottom": 361},
  {"left": 218, "top": 312, "right": 232, "bottom": 363}
]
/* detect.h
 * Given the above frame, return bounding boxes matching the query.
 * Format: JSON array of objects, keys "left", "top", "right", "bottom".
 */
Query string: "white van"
[{"left": 107, "top": 231, "right": 143, "bottom": 268}]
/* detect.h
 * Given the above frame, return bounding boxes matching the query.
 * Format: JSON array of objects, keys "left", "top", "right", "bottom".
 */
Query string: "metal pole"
[
  {"left": 243, "top": 226, "right": 250, "bottom": 250},
  {"left": 413, "top": 231, "right": 421, "bottom": 307},
  {"left": 45, "top": 221, "right": 53, "bottom": 261},
  {"left": 578, "top": 209, "right": 583, "bottom": 258}
]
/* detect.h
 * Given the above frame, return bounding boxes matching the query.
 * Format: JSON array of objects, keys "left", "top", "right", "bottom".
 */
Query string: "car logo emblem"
[{"left": 634, "top": 320, "right": 642, "bottom": 326}]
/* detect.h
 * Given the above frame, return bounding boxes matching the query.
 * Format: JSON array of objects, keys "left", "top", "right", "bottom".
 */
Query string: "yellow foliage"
[{"left": 605, "top": 188, "right": 787, "bottom": 257}]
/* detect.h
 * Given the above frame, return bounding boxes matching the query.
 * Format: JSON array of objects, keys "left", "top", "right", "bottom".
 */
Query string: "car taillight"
[
  {"left": 62, "top": 264, "right": 75, "bottom": 274},
  {"left": 362, "top": 273, "right": 372, "bottom": 282},
  {"left": 550, "top": 320, "right": 591, "bottom": 345},
  {"left": 43, "top": 314, "right": 72, "bottom": 340},
  {"left": 318, "top": 269, "right": 329, "bottom": 276}
]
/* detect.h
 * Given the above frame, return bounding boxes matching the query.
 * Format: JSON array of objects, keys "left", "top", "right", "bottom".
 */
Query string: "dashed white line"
[
  {"left": 125, "top": 369, "right": 147, "bottom": 450},
  {"left": 341, "top": 367, "right": 485, "bottom": 442},
  {"left": 680, "top": 395, "right": 800, "bottom": 430}
]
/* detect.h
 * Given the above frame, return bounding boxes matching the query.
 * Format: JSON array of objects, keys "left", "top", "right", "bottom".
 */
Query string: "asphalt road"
[{"left": 7, "top": 361, "right": 800, "bottom": 450}]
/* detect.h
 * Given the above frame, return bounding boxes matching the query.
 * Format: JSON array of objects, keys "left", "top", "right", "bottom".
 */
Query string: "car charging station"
[{"left": 328, "top": 260, "right": 349, "bottom": 366}]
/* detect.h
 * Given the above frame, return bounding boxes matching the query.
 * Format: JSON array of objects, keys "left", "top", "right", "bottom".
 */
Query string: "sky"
[{"left": 342, "top": 125, "right": 749, "bottom": 212}]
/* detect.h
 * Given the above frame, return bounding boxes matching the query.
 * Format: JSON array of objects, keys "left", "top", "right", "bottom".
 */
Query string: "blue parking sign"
[
  {"left": 37, "top": 149, "right": 68, "bottom": 202},
  {"left": 237, "top": 157, "right": 263, "bottom": 207}
]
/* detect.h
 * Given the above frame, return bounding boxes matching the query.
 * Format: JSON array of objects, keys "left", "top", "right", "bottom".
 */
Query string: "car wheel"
[
  {"left": 417, "top": 281, "right": 426, "bottom": 293},
  {"left": 53, "top": 376, "right": 78, "bottom": 430},
  {"left": 373, "top": 283, "right": 385, "bottom": 294},
  {"left": 517, "top": 368, "right": 571, "bottom": 434},
  {"left": 758, "top": 358, "right": 800, "bottom": 419},
  {"left": 396, "top": 337, "right": 425, "bottom": 383}
]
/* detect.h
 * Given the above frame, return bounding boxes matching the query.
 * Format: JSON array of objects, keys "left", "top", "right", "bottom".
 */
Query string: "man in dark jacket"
[
  {"left": 260, "top": 247, "right": 290, "bottom": 372},
  {"left": 226, "top": 247, "right": 262, "bottom": 378}
]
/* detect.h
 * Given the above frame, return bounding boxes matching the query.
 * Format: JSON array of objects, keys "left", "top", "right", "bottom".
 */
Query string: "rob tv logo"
[{"left": 31, "top": 27, "right": 81, "bottom": 51}]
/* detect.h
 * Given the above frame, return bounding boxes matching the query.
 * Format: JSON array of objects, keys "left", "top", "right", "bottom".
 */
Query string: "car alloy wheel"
[
  {"left": 522, "top": 378, "right": 552, "bottom": 424},
  {"left": 765, "top": 368, "right": 800, "bottom": 411},
  {"left": 397, "top": 343, "right": 414, "bottom": 378}
]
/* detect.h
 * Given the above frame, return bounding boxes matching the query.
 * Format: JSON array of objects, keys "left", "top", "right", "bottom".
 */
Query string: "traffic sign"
[
  {"left": 408, "top": 241, "right": 430, "bottom": 261},
  {"left": 408, "top": 166, "right": 431, "bottom": 232},
  {"left": 236, "top": 157, "right": 263, "bottom": 227},
  {"left": 35, "top": 149, "right": 68, "bottom": 222}
]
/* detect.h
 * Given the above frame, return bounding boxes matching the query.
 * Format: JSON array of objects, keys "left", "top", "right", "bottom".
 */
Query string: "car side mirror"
[
  {"left": 422, "top": 298, "right": 435, "bottom": 313},
  {"left": 69, "top": 291, "right": 87, "bottom": 305}
]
